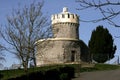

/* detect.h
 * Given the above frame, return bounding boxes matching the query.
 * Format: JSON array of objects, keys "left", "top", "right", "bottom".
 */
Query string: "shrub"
[
  {"left": 0, "top": 73, "right": 3, "bottom": 79},
  {"left": 60, "top": 66, "right": 75, "bottom": 79},
  {"left": 59, "top": 73, "right": 68, "bottom": 80},
  {"left": 28, "top": 71, "right": 44, "bottom": 80},
  {"left": 1, "top": 64, "right": 76, "bottom": 80},
  {"left": 45, "top": 68, "right": 60, "bottom": 80}
]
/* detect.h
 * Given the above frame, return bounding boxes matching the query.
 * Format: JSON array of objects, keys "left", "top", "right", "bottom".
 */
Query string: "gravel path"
[{"left": 72, "top": 69, "right": 120, "bottom": 80}]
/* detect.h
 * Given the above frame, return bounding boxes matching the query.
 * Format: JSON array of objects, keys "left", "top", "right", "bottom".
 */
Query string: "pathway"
[{"left": 72, "top": 69, "right": 120, "bottom": 80}]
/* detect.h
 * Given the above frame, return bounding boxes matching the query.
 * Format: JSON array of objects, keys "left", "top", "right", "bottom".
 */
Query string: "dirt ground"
[{"left": 72, "top": 69, "right": 120, "bottom": 80}]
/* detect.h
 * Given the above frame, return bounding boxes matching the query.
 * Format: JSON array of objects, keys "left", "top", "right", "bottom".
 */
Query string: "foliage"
[
  {"left": 80, "top": 40, "right": 91, "bottom": 62},
  {"left": 59, "top": 66, "right": 75, "bottom": 79},
  {"left": 0, "top": 73, "right": 3, "bottom": 80},
  {"left": 0, "top": 64, "right": 120, "bottom": 80},
  {"left": 59, "top": 73, "right": 68, "bottom": 80},
  {"left": 89, "top": 26, "right": 116, "bottom": 63},
  {"left": 0, "top": 64, "right": 75, "bottom": 80}
]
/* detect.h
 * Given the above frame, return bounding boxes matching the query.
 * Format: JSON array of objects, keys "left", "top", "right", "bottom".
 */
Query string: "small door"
[{"left": 71, "top": 50, "right": 76, "bottom": 62}]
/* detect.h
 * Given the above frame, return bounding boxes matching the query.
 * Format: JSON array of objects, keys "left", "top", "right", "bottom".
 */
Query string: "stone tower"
[
  {"left": 36, "top": 7, "right": 81, "bottom": 66},
  {"left": 51, "top": 7, "right": 79, "bottom": 39}
]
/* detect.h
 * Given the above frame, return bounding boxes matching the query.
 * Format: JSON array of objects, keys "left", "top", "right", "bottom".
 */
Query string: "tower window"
[
  {"left": 68, "top": 14, "right": 70, "bottom": 18},
  {"left": 62, "top": 14, "right": 65, "bottom": 18}
]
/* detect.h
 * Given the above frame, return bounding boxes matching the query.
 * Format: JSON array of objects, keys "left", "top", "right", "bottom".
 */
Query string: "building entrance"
[{"left": 71, "top": 50, "right": 76, "bottom": 62}]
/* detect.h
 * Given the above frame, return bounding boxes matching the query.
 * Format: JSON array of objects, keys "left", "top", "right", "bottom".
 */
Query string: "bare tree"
[
  {"left": 76, "top": 0, "right": 120, "bottom": 27},
  {"left": 0, "top": 45, "right": 5, "bottom": 68},
  {"left": 0, "top": 1, "right": 52, "bottom": 71}
]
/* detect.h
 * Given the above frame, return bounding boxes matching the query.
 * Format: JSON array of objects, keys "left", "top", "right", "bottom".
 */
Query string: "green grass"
[
  {"left": 80, "top": 64, "right": 120, "bottom": 72},
  {"left": 0, "top": 66, "right": 51, "bottom": 80},
  {"left": 0, "top": 65, "right": 74, "bottom": 80},
  {"left": 0, "top": 64, "right": 120, "bottom": 80},
  {"left": 0, "top": 69, "right": 26, "bottom": 79}
]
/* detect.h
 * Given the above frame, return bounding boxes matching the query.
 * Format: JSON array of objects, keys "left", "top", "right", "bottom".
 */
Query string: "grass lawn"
[
  {"left": 80, "top": 64, "right": 120, "bottom": 72},
  {"left": 0, "top": 64, "right": 120, "bottom": 80}
]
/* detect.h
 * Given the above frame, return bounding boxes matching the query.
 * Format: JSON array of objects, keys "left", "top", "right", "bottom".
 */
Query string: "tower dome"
[{"left": 51, "top": 7, "right": 79, "bottom": 25}]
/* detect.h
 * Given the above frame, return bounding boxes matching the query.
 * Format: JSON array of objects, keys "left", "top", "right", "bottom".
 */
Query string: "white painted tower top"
[
  {"left": 51, "top": 7, "right": 79, "bottom": 25},
  {"left": 63, "top": 7, "right": 68, "bottom": 12}
]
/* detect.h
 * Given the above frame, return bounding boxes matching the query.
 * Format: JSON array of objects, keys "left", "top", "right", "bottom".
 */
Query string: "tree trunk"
[{"left": 23, "top": 61, "right": 28, "bottom": 72}]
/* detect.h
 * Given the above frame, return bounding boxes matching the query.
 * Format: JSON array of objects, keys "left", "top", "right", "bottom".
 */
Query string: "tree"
[
  {"left": 0, "top": 1, "right": 52, "bottom": 71},
  {"left": 0, "top": 45, "right": 5, "bottom": 68},
  {"left": 80, "top": 40, "right": 91, "bottom": 63},
  {"left": 76, "top": 0, "right": 120, "bottom": 27},
  {"left": 88, "top": 26, "right": 116, "bottom": 63}
]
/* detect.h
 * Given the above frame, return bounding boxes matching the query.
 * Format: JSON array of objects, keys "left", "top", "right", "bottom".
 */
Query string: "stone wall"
[
  {"left": 36, "top": 7, "right": 81, "bottom": 66},
  {"left": 36, "top": 40, "right": 81, "bottom": 66},
  {"left": 52, "top": 23, "right": 79, "bottom": 39}
]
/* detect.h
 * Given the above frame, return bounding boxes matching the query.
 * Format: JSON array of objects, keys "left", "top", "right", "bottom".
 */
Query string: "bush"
[
  {"left": 60, "top": 73, "right": 68, "bottom": 80},
  {"left": 0, "top": 73, "right": 3, "bottom": 79},
  {"left": 28, "top": 71, "right": 44, "bottom": 80},
  {"left": 6, "top": 65, "right": 75, "bottom": 80},
  {"left": 60, "top": 66, "right": 75, "bottom": 79},
  {"left": 45, "top": 68, "right": 60, "bottom": 80}
]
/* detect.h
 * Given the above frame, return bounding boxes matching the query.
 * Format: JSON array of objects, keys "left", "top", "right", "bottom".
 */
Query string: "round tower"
[
  {"left": 36, "top": 7, "right": 81, "bottom": 66},
  {"left": 51, "top": 7, "right": 79, "bottom": 39}
]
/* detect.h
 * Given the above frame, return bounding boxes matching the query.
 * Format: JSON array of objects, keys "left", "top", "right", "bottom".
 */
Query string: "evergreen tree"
[
  {"left": 89, "top": 26, "right": 116, "bottom": 63},
  {"left": 80, "top": 40, "right": 91, "bottom": 63}
]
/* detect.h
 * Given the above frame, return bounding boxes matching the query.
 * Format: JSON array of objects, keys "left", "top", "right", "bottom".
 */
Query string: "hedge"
[{"left": 7, "top": 66, "right": 75, "bottom": 80}]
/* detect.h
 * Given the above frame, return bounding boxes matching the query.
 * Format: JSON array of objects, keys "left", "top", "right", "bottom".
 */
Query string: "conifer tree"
[{"left": 89, "top": 26, "right": 116, "bottom": 63}]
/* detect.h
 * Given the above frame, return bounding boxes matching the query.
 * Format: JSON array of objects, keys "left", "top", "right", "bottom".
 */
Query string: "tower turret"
[{"left": 51, "top": 7, "right": 79, "bottom": 39}]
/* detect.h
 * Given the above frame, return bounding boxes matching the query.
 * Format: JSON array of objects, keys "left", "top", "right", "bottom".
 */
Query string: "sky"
[{"left": 0, "top": 0, "right": 120, "bottom": 69}]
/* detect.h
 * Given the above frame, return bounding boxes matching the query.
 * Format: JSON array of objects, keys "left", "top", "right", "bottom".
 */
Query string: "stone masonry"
[{"left": 36, "top": 7, "right": 81, "bottom": 66}]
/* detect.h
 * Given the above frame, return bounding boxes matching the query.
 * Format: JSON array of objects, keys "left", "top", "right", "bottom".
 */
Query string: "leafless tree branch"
[
  {"left": 76, "top": 0, "right": 120, "bottom": 27},
  {"left": 0, "top": 1, "right": 52, "bottom": 71}
]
